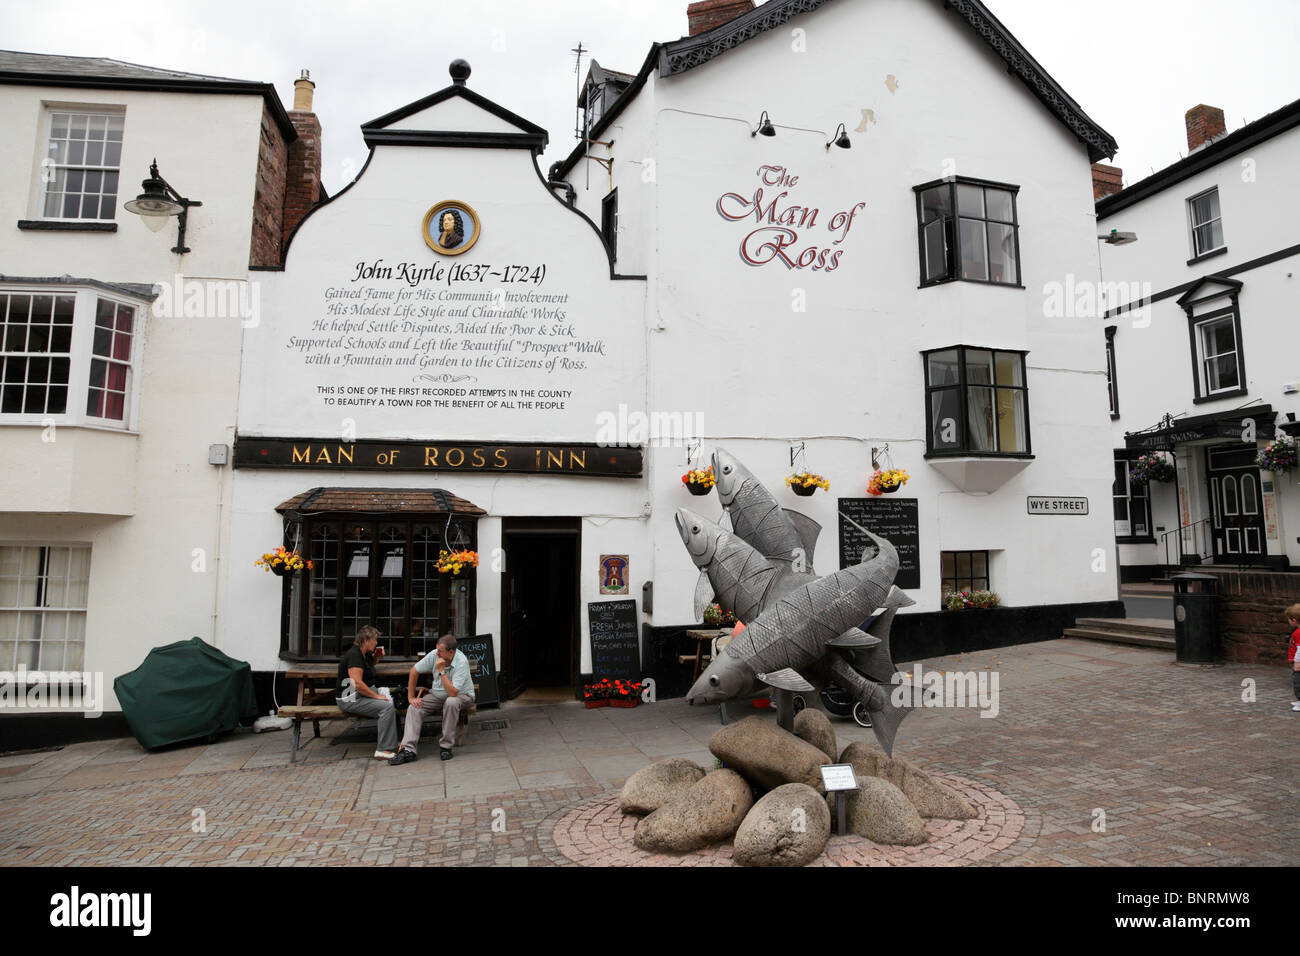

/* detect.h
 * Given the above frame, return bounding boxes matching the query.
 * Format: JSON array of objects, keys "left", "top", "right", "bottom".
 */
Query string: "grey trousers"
[
  {"left": 400, "top": 694, "right": 475, "bottom": 752},
  {"left": 337, "top": 696, "right": 399, "bottom": 752}
]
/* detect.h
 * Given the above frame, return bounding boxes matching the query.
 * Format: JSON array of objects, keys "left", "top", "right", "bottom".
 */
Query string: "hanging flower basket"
[
  {"left": 867, "top": 469, "right": 909, "bottom": 496},
  {"left": 1129, "top": 453, "right": 1175, "bottom": 486},
  {"left": 703, "top": 603, "right": 736, "bottom": 627},
  {"left": 255, "top": 546, "right": 312, "bottom": 576},
  {"left": 786, "top": 472, "right": 828, "bottom": 496},
  {"left": 437, "top": 549, "right": 479, "bottom": 577},
  {"left": 682, "top": 465, "right": 716, "bottom": 496},
  {"left": 1256, "top": 435, "right": 1297, "bottom": 473}
]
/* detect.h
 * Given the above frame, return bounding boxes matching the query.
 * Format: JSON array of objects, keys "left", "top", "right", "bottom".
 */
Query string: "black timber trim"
[
  {"left": 653, "top": 0, "right": 1117, "bottom": 161},
  {"left": 1176, "top": 275, "right": 1243, "bottom": 310},
  {"left": 1187, "top": 246, "right": 1228, "bottom": 267},
  {"left": 361, "top": 129, "right": 546, "bottom": 150},
  {"left": 361, "top": 83, "right": 547, "bottom": 143},
  {"left": 17, "top": 219, "right": 116, "bottom": 232},
  {"left": 1098, "top": 96, "right": 1300, "bottom": 219},
  {"left": 1103, "top": 243, "right": 1300, "bottom": 319},
  {"left": 0, "top": 70, "right": 297, "bottom": 141}
]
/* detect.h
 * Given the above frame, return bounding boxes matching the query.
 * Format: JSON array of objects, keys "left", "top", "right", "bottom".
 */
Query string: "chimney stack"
[
  {"left": 1185, "top": 104, "right": 1226, "bottom": 153},
  {"left": 293, "top": 68, "right": 315, "bottom": 111},
  {"left": 283, "top": 69, "right": 322, "bottom": 249},
  {"left": 687, "top": 0, "right": 755, "bottom": 36},
  {"left": 1092, "top": 163, "right": 1123, "bottom": 201}
]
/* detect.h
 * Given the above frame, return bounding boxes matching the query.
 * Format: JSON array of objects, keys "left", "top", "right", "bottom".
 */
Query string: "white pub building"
[
  {"left": 228, "top": 0, "right": 1126, "bottom": 704},
  {"left": 1098, "top": 99, "right": 1300, "bottom": 578}
]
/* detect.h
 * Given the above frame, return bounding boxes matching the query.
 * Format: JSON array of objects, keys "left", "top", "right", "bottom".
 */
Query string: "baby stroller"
[{"left": 791, "top": 682, "right": 872, "bottom": 728}]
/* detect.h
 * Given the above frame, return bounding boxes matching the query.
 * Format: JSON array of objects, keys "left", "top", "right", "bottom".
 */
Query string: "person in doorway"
[
  {"left": 1286, "top": 603, "right": 1300, "bottom": 712},
  {"left": 337, "top": 626, "right": 399, "bottom": 759},
  {"left": 389, "top": 633, "right": 474, "bottom": 764}
]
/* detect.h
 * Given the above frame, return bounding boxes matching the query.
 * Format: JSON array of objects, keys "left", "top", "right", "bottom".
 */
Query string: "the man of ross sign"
[{"left": 389, "top": 633, "right": 474, "bottom": 764}]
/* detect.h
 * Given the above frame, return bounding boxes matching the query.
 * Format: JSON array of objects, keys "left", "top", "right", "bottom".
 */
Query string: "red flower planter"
[
  {"left": 609, "top": 699, "right": 639, "bottom": 708},
  {"left": 584, "top": 699, "right": 609, "bottom": 709}
]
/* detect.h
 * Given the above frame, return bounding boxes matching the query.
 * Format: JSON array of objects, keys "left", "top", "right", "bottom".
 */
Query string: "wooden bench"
[{"left": 278, "top": 660, "right": 480, "bottom": 763}]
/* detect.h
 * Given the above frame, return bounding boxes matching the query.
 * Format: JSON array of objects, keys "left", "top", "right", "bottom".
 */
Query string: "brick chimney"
[
  {"left": 687, "top": 0, "right": 754, "bottom": 36},
  {"left": 1092, "top": 163, "right": 1123, "bottom": 200},
  {"left": 283, "top": 69, "right": 322, "bottom": 248},
  {"left": 1185, "top": 104, "right": 1226, "bottom": 153}
]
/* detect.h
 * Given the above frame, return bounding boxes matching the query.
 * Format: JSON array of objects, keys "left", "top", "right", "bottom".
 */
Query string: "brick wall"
[
  {"left": 283, "top": 110, "right": 322, "bottom": 250},
  {"left": 1091, "top": 163, "right": 1123, "bottom": 200},
  {"left": 249, "top": 104, "right": 288, "bottom": 268},
  {"left": 1203, "top": 569, "right": 1300, "bottom": 665},
  {"left": 1185, "top": 104, "right": 1227, "bottom": 152},
  {"left": 686, "top": 0, "right": 754, "bottom": 36}
]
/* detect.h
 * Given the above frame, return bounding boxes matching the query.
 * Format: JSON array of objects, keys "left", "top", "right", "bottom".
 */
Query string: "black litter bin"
[{"left": 1171, "top": 572, "right": 1219, "bottom": 663}]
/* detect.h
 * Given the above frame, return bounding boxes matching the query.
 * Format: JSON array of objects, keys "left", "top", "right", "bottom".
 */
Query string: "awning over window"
[{"left": 274, "top": 487, "right": 486, "bottom": 516}]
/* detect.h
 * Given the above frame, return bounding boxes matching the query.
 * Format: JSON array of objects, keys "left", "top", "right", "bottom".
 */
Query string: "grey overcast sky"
[{"left": 3, "top": 0, "right": 1298, "bottom": 194}]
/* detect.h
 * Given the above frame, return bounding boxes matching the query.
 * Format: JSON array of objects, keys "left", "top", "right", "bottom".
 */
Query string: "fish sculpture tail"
[{"left": 829, "top": 656, "right": 910, "bottom": 757}]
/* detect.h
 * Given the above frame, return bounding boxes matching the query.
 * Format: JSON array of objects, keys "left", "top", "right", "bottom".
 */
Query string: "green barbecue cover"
[{"left": 114, "top": 637, "right": 258, "bottom": 750}]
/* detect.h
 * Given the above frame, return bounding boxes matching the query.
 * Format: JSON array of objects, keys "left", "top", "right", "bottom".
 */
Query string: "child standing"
[{"left": 1287, "top": 603, "right": 1300, "bottom": 712}]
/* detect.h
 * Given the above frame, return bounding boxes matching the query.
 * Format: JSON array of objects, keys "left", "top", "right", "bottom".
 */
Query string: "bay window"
[
  {"left": 915, "top": 177, "right": 1021, "bottom": 286},
  {"left": 283, "top": 515, "right": 478, "bottom": 660},
  {"left": 924, "top": 346, "right": 1031, "bottom": 456},
  {"left": 0, "top": 287, "right": 141, "bottom": 428}
]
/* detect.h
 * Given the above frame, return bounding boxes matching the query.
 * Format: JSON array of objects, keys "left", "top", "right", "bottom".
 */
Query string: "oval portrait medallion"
[{"left": 422, "top": 200, "right": 481, "bottom": 256}]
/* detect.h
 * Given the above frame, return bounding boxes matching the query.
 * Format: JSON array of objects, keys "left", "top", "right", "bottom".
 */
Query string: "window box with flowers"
[{"left": 583, "top": 677, "right": 643, "bottom": 708}]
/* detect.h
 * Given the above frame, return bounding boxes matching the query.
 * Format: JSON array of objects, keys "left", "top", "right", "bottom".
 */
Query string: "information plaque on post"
[{"left": 820, "top": 763, "right": 860, "bottom": 836}]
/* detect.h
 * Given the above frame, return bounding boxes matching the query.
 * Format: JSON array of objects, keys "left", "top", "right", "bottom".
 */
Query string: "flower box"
[
  {"left": 584, "top": 699, "right": 609, "bottom": 709},
  {"left": 609, "top": 699, "right": 639, "bottom": 708}
]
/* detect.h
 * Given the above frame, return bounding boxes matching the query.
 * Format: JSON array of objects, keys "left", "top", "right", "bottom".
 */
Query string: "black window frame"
[
  {"left": 1187, "top": 304, "right": 1247, "bottom": 405},
  {"left": 601, "top": 188, "right": 618, "bottom": 260},
  {"left": 279, "top": 513, "right": 478, "bottom": 662},
  {"left": 922, "top": 345, "right": 1033, "bottom": 458},
  {"left": 1104, "top": 325, "right": 1119, "bottom": 418},
  {"left": 940, "top": 550, "right": 990, "bottom": 595},
  {"left": 1112, "top": 449, "right": 1154, "bottom": 544},
  {"left": 913, "top": 176, "right": 1023, "bottom": 288}
]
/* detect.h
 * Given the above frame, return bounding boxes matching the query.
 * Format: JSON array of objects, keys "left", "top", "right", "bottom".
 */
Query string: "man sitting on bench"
[
  {"left": 389, "top": 633, "right": 475, "bottom": 764},
  {"left": 337, "top": 626, "right": 399, "bottom": 760}
]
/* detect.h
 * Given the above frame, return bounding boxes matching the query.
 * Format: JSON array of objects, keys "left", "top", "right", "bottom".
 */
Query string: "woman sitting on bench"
[{"left": 337, "top": 626, "right": 399, "bottom": 760}]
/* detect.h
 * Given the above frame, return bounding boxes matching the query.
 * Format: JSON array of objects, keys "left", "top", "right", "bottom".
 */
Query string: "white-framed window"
[
  {"left": 1194, "top": 311, "right": 1241, "bottom": 397},
  {"left": 1113, "top": 455, "right": 1151, "bottom": 539},
  {"left": 1188, "top": 187, "right": 1224, "bottom": 258},
  {"left": 0, "top": 287, "right": 143, "bottom": 428},
  {"left": 41, "top": 109, "right": 124, "bottom": 221},
  {"left": 0, "top": 544, "right": 91, "bottom": 671}
]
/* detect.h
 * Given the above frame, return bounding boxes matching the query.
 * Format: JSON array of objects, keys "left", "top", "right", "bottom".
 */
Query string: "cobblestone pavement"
[{"left": 0, "top": 638, "right": 1296, "bottom": 866}]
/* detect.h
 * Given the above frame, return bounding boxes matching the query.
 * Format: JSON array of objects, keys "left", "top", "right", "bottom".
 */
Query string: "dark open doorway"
[{"left": 499, "top": 517, "right": 580, "bottom": 700}]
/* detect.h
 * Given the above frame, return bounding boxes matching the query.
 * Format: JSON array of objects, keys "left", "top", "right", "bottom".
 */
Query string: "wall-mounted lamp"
[
  {"left": 123, "top": 159, "right": 202, "bottom": 254},
  {"left": 826, "top": 123, "right": 851, "bottom": 150},
  {"left": 1098, "top": 228, "right": 1137, "bottom": 246},
  {"left": 751, "top": 111, "right": 775, "bottom": 137}
]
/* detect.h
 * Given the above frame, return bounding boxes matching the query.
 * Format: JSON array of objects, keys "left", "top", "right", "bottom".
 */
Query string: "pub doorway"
[
  {"left": 1206, "top": 444, "right": 1267, "bottom": 563},
  {"left": 499, "top": 517, "right": 580, "bottom": 701}
]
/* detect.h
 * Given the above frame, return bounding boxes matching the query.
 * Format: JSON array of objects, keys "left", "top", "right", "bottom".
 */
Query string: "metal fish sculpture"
[
  {"left": 676, "top": 508, "right": 815, "bottom": 625},
  {"left": 686, "top": 526, "right": 911, "bottom": 755},
  {"left": 712, "top": 449, "right": 807, "bottom": 567}
]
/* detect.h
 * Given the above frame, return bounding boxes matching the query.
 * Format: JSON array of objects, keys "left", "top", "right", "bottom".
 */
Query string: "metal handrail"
[{"left": 1158, "top": 517, "right": 1212, "bottom": 571}]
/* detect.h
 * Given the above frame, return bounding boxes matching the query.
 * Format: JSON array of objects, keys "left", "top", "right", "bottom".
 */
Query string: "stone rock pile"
[{"left": 618, "top": 711, "right": 977, "bottom": 866}]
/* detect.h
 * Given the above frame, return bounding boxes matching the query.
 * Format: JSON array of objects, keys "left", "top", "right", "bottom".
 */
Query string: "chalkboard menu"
[
  {"left": 456, "top": 633, "right": 499, "bottom": 707},
  {"left": 588, "top": 599, "right": 640, "bottom": 681},
  {"left": 838, "top": 497, "right": 920, "bottom": 590}
]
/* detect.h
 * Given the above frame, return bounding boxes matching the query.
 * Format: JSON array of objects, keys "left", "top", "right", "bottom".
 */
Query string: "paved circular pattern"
[{"left": 550, "top": 774, "right": 1026, "bottom": 866}]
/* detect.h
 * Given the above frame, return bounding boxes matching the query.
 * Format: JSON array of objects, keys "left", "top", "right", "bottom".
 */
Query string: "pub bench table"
[{"left": 278, "top": 660, "right": 478, "bottom": 763}]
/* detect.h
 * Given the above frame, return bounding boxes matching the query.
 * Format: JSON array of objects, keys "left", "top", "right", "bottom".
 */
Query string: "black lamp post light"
[
  {"left": 825, "top": 123, "right": 851, "bottom": 150},
  {"left": 752, "top": 110, "right": 775, "bottom": 137},
  {"left": 123, "top": 159, "right": 202, "bottom": 254}
]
